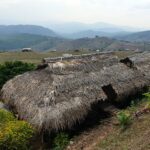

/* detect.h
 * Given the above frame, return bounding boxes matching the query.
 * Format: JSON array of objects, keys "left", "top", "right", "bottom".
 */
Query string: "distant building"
[
  {"left": 62, "top": 54, "right": 73, "bottom": 57},
  {"left": 21, "top": 48, "right": 32, "bottom": 52},
  {"left": 50, "top": 50, "right": 57, "bottom": 52}
]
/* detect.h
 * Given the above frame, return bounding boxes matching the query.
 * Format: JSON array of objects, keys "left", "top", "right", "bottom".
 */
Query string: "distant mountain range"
[
  {"left": 0, "top": 25, "right": 57, "bottom": 37},
  {"left": 49, "top": 22, "right": 140, "bottom": 34},
  {"left": 49, "top": 22, "right": 140, "bottom": 39},
  {"left": 51, "top": 37, "right": 147, "bottom": 51},
  {"left": 61, "top": 30, "right": 130, "bottom": 39},
  {"left": 0, "top": 24, "right": 149, "bottom": 51}
]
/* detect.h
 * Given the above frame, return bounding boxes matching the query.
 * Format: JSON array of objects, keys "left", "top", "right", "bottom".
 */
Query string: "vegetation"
[
  {"left": 0, "top": 109, "right": 16, "bottom": 125},
  {"left": 143, "top": 92, "right": 150, "bottom": 109},
  {"left": 0, "top": 33, "right": 149, "bottom": 52},
  {"left": 97, "top": 112, "right": 150, "bottom": 150},
  {"left": 0, "top": 34, "right": 50, "bottom": 50},
  {"left": 53, "top": 132, "right": 70, "bottom": 150},
  {"left": 143, "top": 92, "right": 150, "bottom": 101},
  {"left": 117, "top": 111, "right": 131, "bottom": 129},
  {"left": 0, "top": 109, "right": 35, "bottom": 150},
  {"left": 96, "top": 91, "right": 150, "bottom": 150},
  {"left": 0, "top": 61, "right": 35, "bottom": 88},
  {"left": 117, "top": 91, "right": 150, "bottom": 130}
]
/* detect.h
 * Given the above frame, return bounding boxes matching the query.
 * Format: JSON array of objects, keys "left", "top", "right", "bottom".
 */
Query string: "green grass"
[{"left": 0, "top": 50, "right": 90, "bottom": 64}]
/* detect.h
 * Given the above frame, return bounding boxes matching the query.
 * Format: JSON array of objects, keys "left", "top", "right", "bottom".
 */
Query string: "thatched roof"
[{"left": 1, "top": 52, "right": 150, "bottom": 131}]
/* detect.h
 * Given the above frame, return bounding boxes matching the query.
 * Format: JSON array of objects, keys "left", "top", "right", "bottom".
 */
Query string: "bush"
[
  {"left": 143, "top": 92, "right": 150, "bottom": 101},
  {"left": 143, "top": 92, "right": 150, "bottom": 109},
  {"left": 0, "top": 109, "right": 35, "bottom": 150},
  {"left": 117, "top": 111, "right": 131, "bottom": 129},
  {"left": 0, "top": 61, "right": 35, "bottom": 89},
  {"left": 0, "top": 109, "right": 16, "bottom": 126},
  {"left": 53, "top": 132, "right": 70, "bottom": 150}
]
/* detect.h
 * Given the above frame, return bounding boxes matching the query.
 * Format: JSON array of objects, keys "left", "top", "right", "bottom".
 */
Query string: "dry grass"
[
  {"left": 0, "top": 50, "right": 136, "bottom": 65},
  {"left": 96, "top": 101, "right": 150, "bottom": 150},
  {"left": 113, "top": 51, "right": 136, "bottom": 59},
  {"left": 0, "top": 50, "right": 90, "bottom": 64}
]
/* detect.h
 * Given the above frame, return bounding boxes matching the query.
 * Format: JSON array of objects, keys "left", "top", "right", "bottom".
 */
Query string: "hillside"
[
  {"left": 62, "top": 30, "right": 130, "bottom": 39},
  {"left": 0, "top": 25, "right": 57, "bottom": 37},
  {"left": 106, "top": 40, "right": 144, "bottom": 51},
  {"left": 1, "top": 24, "right": 149, "bottom": 52},
  {"left": 52, "top": 37, "right": 149, "bottom": 51},
  {"left": 31, "top": 37, "right": 67, "bottom": 51},
  {"left": 0, "top": 33, "right": 67, "bottom": 51},
  {"left": 61, "top": 30, "right": 114, "bottom": 39},
  {"left": 53, "top": 37, "right": 115, "bottom": 51},
  {"left": 118, "top": 30, "right": 150, "bottom": 42},
  {"left": 67, "top": 96, "right": 150, "bottom": 150},
  {"left": 0, "top": 34, "right": 49, "bottom": 50},
  {"left": 0, "top": 33, "right": 149, "bottom": 52}
]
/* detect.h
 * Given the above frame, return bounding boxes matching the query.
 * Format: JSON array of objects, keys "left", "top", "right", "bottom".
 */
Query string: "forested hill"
[
  {"left": 0, "top": 33, "right": 66, "bottom": 51},
  {"left": 0, "top": 34, "right": 149, "bottom": 51},
  {"left": 0, "top": 24, "right": 150, "bottom": 51},
  {"left": 0, "top": 25, "right": 57, "bottom": 37}
]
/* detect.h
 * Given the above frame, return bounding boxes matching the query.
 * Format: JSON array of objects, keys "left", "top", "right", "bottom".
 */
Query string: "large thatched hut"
[{"left": 1, "top": 52, "right": 150, "bottom": 131}]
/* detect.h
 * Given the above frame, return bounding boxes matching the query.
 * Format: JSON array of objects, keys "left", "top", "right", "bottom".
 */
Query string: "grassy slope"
[
  {"left": 96, "top": 99, "right": 150, "bottom": 150},
  {"left": 66, "top": 98, "right": 150, "bottom": 150},
  {"left": 0, "top": 50, "right": 90, "bottom": 64}
]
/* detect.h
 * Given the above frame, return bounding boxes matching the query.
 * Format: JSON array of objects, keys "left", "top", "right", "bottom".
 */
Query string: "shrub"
[
  {"left": 0, "top": 109, "right": 35, "bottom": 150},
  {"left": 143, "top": 92, "right": 150, "bottom": 101},
  {"left": 0, "top": 109, "right": 16, "bottom": 126},
  {"left": 143, "top": 92, "right": 150, "bottom": 109},
  {"left": 0, "top": 61, "right": 35, "bottom": 89},
  {"left": 129, "top": 100, "right": 137, "bottom": 112},
  {"left": 117, "top": 111, "right": 131, "bottom": 129},
  {"left": 53, "top": 132, "right": 70, "bottom": 150}
]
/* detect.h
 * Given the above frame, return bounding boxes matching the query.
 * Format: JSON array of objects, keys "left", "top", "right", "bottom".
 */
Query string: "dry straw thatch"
[{"left": 1, "top": 52, "right": 150, "bottom": 131}]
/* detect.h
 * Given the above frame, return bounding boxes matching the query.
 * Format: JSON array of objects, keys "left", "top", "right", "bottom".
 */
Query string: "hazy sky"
[{"left": 0, "top": 0, "right": 150, "bottom": 28}]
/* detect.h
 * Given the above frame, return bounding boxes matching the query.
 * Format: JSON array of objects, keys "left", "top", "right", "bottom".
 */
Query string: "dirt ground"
[
  {"left": 66, "top": 119, "right": 114, "bottom": 150},
  {"left": 66, "top": 106, "right": 118, "bottom": 150},
  {"left": 66, "top": 100, "right": 150, "bottom": 150}
]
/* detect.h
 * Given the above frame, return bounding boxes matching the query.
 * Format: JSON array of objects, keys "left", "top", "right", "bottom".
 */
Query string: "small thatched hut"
[{"left": 1, "top": 52, "right": 150, "bottom": 131}]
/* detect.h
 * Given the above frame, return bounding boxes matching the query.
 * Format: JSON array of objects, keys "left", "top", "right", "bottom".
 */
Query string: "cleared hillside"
[
  {"left": 54, "top": 37, "right": 115, "bottom": 50},
  {"left": 118, "top": 30, "right": 150, "bottom": 42}
]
